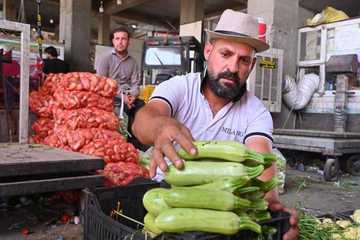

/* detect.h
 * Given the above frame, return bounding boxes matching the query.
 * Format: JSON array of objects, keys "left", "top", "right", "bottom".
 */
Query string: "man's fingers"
[
  {"left": 175, "top": 128, "right": 197, "bottom": 156},
  {"left": 285, "top": 208, "right": 298, "bottom": 225},
  {"left": 126, "top": 103, "right": 134, "bottom": 109},
  {"left": 282, "top": 207, "right": 299, "bottom": 240},
  {"left": 161, "top": 142, "right": 183, "bottom": 169},
  {"left": 181, "top": 126, "right": 195, "bottom": 141},
  {"left": 148, "top": 121, "right": 195, "bottom": 177},
  {"left": 283, "top": 226, "right": 299, "bottom": 240},
  {"left": 290, "top": 216, "right": 298, "bottom": 226},
  {"left": 149, "top": 158, "right": 157, "bottom": 178},
  {"left": 152, "top": 148, "right": 167, "bottom": 172}
]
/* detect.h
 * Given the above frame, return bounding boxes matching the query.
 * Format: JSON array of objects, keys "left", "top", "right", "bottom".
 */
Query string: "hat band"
[{"left": 214, "top": 30, "right": 251, "bottom": 38}]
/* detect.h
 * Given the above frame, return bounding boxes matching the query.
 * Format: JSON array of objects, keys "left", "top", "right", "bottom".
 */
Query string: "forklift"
[{"left": 141, "top": 36, "right": 204, "bottom": 89}]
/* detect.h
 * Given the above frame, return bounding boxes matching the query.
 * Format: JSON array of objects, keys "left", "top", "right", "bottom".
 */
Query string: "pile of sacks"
[{"left": 29, "top": 72, "right": 149, "bottom": 185}]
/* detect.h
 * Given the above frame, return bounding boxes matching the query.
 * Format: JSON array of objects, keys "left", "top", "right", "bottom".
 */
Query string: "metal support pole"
[
  {"left": 0, "top": 50, "right": 11, "bottom": 141},
  {"left": 36, "top": 0, "right": 43, "bottom": 58},
  {"left": 334, "top": 74, "right": 348, "bottom": 133},
  {"left": 0, "top": 20, "right": 30, "bottom": 143}
]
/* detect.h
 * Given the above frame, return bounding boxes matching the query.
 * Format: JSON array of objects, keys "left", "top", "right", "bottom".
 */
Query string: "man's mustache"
[{"left": 217, "top": 71, "right": 240, "bottom": 82}]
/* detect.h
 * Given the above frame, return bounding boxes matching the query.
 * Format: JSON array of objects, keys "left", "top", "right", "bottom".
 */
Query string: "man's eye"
[
  {"left": 240, "top": 57, "right": 252, "bottom": 65},
  {"left": 220, "top": 52, "right": 230, "bottom": 58}
]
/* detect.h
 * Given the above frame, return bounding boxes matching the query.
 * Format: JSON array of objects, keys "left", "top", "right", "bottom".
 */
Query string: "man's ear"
[
  {"left": 203, "top": 42, "right": 214, "bottom": 61},
  {"left": 250, "top": 57, "right": 257, "bottom": 72}
]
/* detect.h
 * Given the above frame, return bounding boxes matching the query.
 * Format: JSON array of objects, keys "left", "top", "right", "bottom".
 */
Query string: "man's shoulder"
[
  {"left": 101, "top": 52, "right": 115, "bottom": 61},
  {"left": 171, "top": 72, "right": 201, "bottom": 82},
  {"left": 44, "top": 58, "right": 54, "bottom": 64},
  {"left": 244, "top": 91, "right": 261, "bottom": 102},
  {"left": 240, "top": 91, "right": 269, "bottom": 110},
  {"left": 186, "top": 72, "right": 202, "bottom": 80},
  {"left": 165, "top": 72, "right": 201, "bottom": 88},
  {"left": 97, "top": 52, "right": 115, "bottom": 70},
  {"left": 55, "top": 58, "right": 66, "bottom": 64},
  {"left": 44, "top": 58, "right": 60, "bottom": 66},
  {"left": 156, "top": 72, "right": 201, "bottom": 93}
]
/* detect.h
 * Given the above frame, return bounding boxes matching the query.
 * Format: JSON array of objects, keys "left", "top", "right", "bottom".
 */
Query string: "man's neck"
[
  {"left": 202, "top": 83, "right": 231, "bottom": 116},
  {"left": 115, "top": 50, "right": 128, "bottom": 58}
]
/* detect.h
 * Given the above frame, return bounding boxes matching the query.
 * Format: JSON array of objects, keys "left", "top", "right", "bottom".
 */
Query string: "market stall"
[{"left": 0, "top": 20, "right": 107, "bottom": 197}]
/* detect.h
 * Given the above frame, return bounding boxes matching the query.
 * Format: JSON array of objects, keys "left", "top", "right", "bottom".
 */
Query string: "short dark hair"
[
  {"left": 44, "top": 46, "right": 58, "bottom": 58},
  {"left": 109, "top": 26, "right": 130, "bottom": 42}
]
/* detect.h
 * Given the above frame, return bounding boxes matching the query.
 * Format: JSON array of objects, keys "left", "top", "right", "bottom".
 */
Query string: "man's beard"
[
  {"left": 115, "top": 45, "right": 127, "bottom": 55},
  {"left": 206, "top": 69, "right": 247, "bottom": 101}
]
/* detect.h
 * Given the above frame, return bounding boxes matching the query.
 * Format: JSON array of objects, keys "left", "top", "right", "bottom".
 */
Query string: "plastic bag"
[
  {"left": 272, "top": 148, "right": 287, "bottom": 194},
  {"left": 306, "top": 6, "right": 349, "bottom": 26}
]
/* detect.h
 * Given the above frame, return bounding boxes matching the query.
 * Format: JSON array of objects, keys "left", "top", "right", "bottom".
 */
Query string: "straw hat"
[{"left": 206, "top": 9, "right": 269, "bottom": 52}]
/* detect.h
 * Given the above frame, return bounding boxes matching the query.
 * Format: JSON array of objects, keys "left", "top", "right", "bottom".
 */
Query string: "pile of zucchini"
[{"left": 143, "top": 140, "right": 279, "bottom": 238}]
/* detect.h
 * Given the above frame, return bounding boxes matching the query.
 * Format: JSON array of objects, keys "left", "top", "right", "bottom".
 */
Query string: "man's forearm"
[{"left": 132, "top": 104, "right": 169, "bottom": 145}]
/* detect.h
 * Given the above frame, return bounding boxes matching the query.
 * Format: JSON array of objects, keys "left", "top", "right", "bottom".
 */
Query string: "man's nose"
[{"left": 227, "top": 59, "right": 239, "bottom": 73}]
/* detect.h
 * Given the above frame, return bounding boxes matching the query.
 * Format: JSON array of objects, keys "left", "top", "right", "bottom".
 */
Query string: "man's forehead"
[
  {"left": 114, "top": 31, "right": 129, "bottom": 37},
  {"left": 212, "top": 39, "right": 255, "bottom": 54}
]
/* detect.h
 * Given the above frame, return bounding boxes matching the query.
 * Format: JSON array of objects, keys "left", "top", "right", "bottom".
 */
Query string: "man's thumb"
[{"left": 269, "top": 202, "right": 284, "bottom": 211}]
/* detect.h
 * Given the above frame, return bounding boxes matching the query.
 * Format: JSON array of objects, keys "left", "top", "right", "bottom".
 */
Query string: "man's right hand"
[{"left": 150, "top": 117, "right": 197, "bottom": 178}]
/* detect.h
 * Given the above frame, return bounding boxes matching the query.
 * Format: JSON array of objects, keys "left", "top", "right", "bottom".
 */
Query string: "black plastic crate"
[
  {"left": 83, "top": 179, "right": 290, "bottom": 240},
  {"left": 83, "top": 177, "right": 160, "bottom": 240}
]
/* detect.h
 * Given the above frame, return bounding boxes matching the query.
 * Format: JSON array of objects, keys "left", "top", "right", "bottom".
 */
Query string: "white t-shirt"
[{"left": 150, "top": 72, "right": 273, "bottom": 144}]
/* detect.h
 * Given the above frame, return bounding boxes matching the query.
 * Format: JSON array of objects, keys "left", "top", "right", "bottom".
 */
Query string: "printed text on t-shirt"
[{"left": 221, "top": 127, "right": 245, "bottom": 137}]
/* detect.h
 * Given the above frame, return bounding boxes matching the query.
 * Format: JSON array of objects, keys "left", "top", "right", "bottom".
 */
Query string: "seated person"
[{"left": 43, "top": 46, "right": 69, "bottom": 74}]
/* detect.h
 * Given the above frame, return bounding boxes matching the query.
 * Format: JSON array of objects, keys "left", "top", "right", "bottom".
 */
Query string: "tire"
[
  {"left": 346, "top": 155, "right": 360, "bottom": 176},
  {"left": 323, "top": 158, "right": 339, "bottom": 181}
]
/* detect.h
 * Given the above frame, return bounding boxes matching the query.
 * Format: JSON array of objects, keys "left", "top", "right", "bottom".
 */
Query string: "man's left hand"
[
  {"left": 124, "top": 94, "right": 135, "bottom": 109},
  {"left": 268, "top": 201, "right": 298, "bottom": 240}
]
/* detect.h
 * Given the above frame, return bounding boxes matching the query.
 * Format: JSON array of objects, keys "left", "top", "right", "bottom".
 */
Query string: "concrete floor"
[
  {"left": 0, "top": 196, "right": 82, "bottom": 240},
  {"left": 280, "top": 169, "right": 360, "bottom": 216}
]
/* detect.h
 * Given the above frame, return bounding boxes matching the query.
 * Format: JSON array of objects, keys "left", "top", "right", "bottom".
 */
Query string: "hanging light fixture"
[
  {"left": 99, "top": 0, "right": 104, "bottom": 13},
  {"left": 117, "top": 0, "right": 123, "bottom": 5}
]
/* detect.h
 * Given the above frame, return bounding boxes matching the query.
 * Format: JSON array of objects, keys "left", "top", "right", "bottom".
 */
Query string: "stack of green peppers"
[{"left": 142, "top": 140, "right": 279, "bottom": 238}]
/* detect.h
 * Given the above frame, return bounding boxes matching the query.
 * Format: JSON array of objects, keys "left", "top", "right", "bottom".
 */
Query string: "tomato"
[
  {"left": 21, "top": 227, "right": 30, "bottom": 236},
  {"left": 102, "top": 162, "right": 149, "bottom": 186},
  {"left": 60, "top": 213, "right": 71, "bottom": 224}
]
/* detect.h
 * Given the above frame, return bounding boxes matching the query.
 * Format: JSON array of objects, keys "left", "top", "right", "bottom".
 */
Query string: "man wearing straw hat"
[{"left": 133, "top": 9, "right": 298, "bottom": 239}]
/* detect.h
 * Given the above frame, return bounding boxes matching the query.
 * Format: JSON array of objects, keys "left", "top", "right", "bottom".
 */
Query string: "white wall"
[
  {"left": 180, "top": 21, "right": 203, "bottom": 43},
  {"left": 128, "top": 38, "right": 144, "bottom": 68}
]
